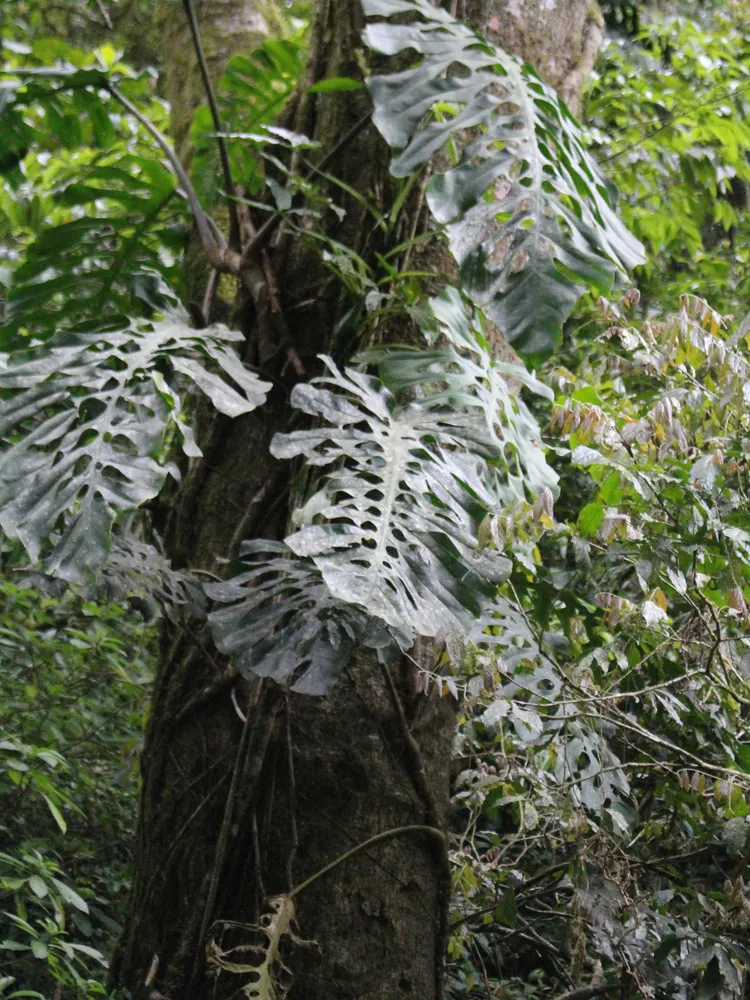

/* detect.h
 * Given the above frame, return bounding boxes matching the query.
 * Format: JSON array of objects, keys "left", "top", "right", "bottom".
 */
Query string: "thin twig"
[
  {"left": 106, "top": 84, "right": 240, "bottom": 275},
  {"left": 551, "top": 984, "right": 620, "bottom": 1000},
  {"left": 450, "top": 859, "right": 571, "bottom": 929},
  {"left": 181, "top": 0, "right": 241, "bottom": 250},
  {"left": 231, "top": 686, "right": 247, "bottom": 723},
  {"left": 201, "top": 268, "right": 220, "bottom": 324},
  {"left": 239, "top": 112, "right": 371, "bottom": 268},
  {"left": 298, "top": 792, "right": 430, "bottom": 901},
  {"left": 95, "top": 0, "right": 113, "bottom": 28},
  {"left": 600, "top": 76, "right": 750, "bottom": 164},
  {"left": 226, "top": 467, "right": 289, "bottom": 564}
]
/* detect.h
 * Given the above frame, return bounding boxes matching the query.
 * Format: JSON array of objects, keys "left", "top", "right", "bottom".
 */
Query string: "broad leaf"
[
  {"left": 0, "top": 47, "right": 182, "bottom": 341},
  {"left": 1, "top": 158, "right": 180, "bottom": 344},
  {"left": 468, "top": 596, "right": 564, "bottom": 696},
  {"left": 363, "top": 0, "right": 646, "bottom": 357},
  {"left": 0, "top": 309, "right": 270, "bottom": 583},
  {"left": 206, "top": 541, "right": 409, "bottom": 695},
  {"left": 192, "top": 38, "right": 305, "bottom": 205},
  {"left": 97, "top": 533, "right": 206, "bottom": 623},
  {"left": 271, "top": 357, "right": 510, "bottom": 635},
  {"left": 363, "top": 287, "right": 558, "bottom": 502}
]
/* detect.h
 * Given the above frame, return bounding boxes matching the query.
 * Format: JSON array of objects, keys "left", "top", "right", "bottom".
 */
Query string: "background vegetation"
[{"left": 2, "top": 0, "right": 750, "bottom": 997}]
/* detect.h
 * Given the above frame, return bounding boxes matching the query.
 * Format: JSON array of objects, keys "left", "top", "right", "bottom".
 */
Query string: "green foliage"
[
  {"left": 207, "top": 287, "right": 558, "bottom": 692},
  {"left": 0, "top": 38, "right": 185, "bottom": 343},
  {"left": 447, "top": 293, "right": 750, "bottom": 999},
  {"left": 0, "top": 308, "right": 269, "bottom": 584},
  {"left": 363, "top": 0, "right": 645, "bottom": 359},
  {"left": 5, "top": 1, "right": 745, "bottom": 998},
  {"left": 0, "top": 578, "right": 153, "bottom": 998},
  {"left": 191, "top": 37, "right": 307, "bottom": 207},
  {"left": 585, "top": 7, "right": 750, "bottom": 313}
]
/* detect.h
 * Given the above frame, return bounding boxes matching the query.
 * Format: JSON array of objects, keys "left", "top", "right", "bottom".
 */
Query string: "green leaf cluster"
[{"left": 585, "top": 7, "right": 750, "bottom": 314}]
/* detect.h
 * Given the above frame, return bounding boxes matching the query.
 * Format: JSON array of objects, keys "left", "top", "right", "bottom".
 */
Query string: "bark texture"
[
  {"left": 486, "top": 0, "right": 604, "bottom": 113},
  {"left": 111, "top": 1, "right": 603, "bottom": 998},
  {"left": 156, "top": 0, "right": 269, "bottom": 157}
]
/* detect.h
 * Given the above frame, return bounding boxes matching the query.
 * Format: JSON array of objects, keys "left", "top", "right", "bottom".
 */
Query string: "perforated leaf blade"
[
  {"left": 363, "top": 288, "right": 559, "bottom": 503},
  {"left": 0, "top": 309, "right": 270, "bottom": 583},
  {"left": 363, "top": 0, "right": 645, "bottom": 358},
  {"left": 97, "top": 532, "right": 206, "bottom": 623},
  {"left": 271, "top": 358, "right": 510, "bottom": 636},
  {"left": 206, "top": 541, "right": 408, "bottom": 695}
]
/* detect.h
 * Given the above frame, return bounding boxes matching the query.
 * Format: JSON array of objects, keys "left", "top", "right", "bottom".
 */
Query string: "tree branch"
[
  {"left": 106, "top": 83, "right": 241, "bottom": 275},
  {"left": 181, "top": 0, "right": 241, "bottom": 250}
]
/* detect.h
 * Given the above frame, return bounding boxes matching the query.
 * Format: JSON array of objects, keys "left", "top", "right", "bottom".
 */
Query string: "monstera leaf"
[
  {"left": 270, "top": 358, "right": 510, "bottom": 636},
  {"left": 98, "top": 532, "right": 206, "bottom": 623},
  {"left": 206, "top": 541, "right": 410, "bottom": 695},
  {"left": 364, "top": 287, "right": 558, "bottom": 502},
  {"left": 363, "top": 0, "right": 646, "bottom": 358},
  {"left": 468, "top": 596, "right": 564, "bottom": 699},
  {"left": 0, "top": 309, "right": 270, "bottom": 583}
]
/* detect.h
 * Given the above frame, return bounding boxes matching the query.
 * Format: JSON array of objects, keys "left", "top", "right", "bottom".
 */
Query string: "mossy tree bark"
[{"left": 110, "top": 1, "right": 602, "bottom": 998}]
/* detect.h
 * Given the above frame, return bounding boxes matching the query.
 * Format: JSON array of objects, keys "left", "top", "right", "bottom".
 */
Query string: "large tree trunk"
[{"left": 110, "top": 2, "right": 602, "bottom": 998}]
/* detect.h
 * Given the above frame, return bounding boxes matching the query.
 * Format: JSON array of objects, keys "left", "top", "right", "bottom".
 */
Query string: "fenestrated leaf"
[
  {"left": 95, "top": 532, "right": 206, "bottom": 623},
  {"left": 0, "top": 308, "right": 270, "bottom": 584},
  {"left": 557, "top": 721, "right": 630, "bottom": 811},
  {"left": 206, "top": 541, "right": 410, "bottom": 695},
  {"left": 363, "top": 0, "right": 646, "bottom": 358},
  {"left": 362, "top": 287, "right": 558, "bottom": 502},
  {"left": 271, "top": 358, "right": 511, "bottom": 636}
]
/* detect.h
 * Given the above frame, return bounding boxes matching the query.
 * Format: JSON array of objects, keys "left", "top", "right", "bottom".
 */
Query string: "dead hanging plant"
[
  {"left": 205, "top": 825, "right": 446, "bottom": 998},
  {"left": 206, "top": 895, "right": 317, "bottom": 1000}
]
